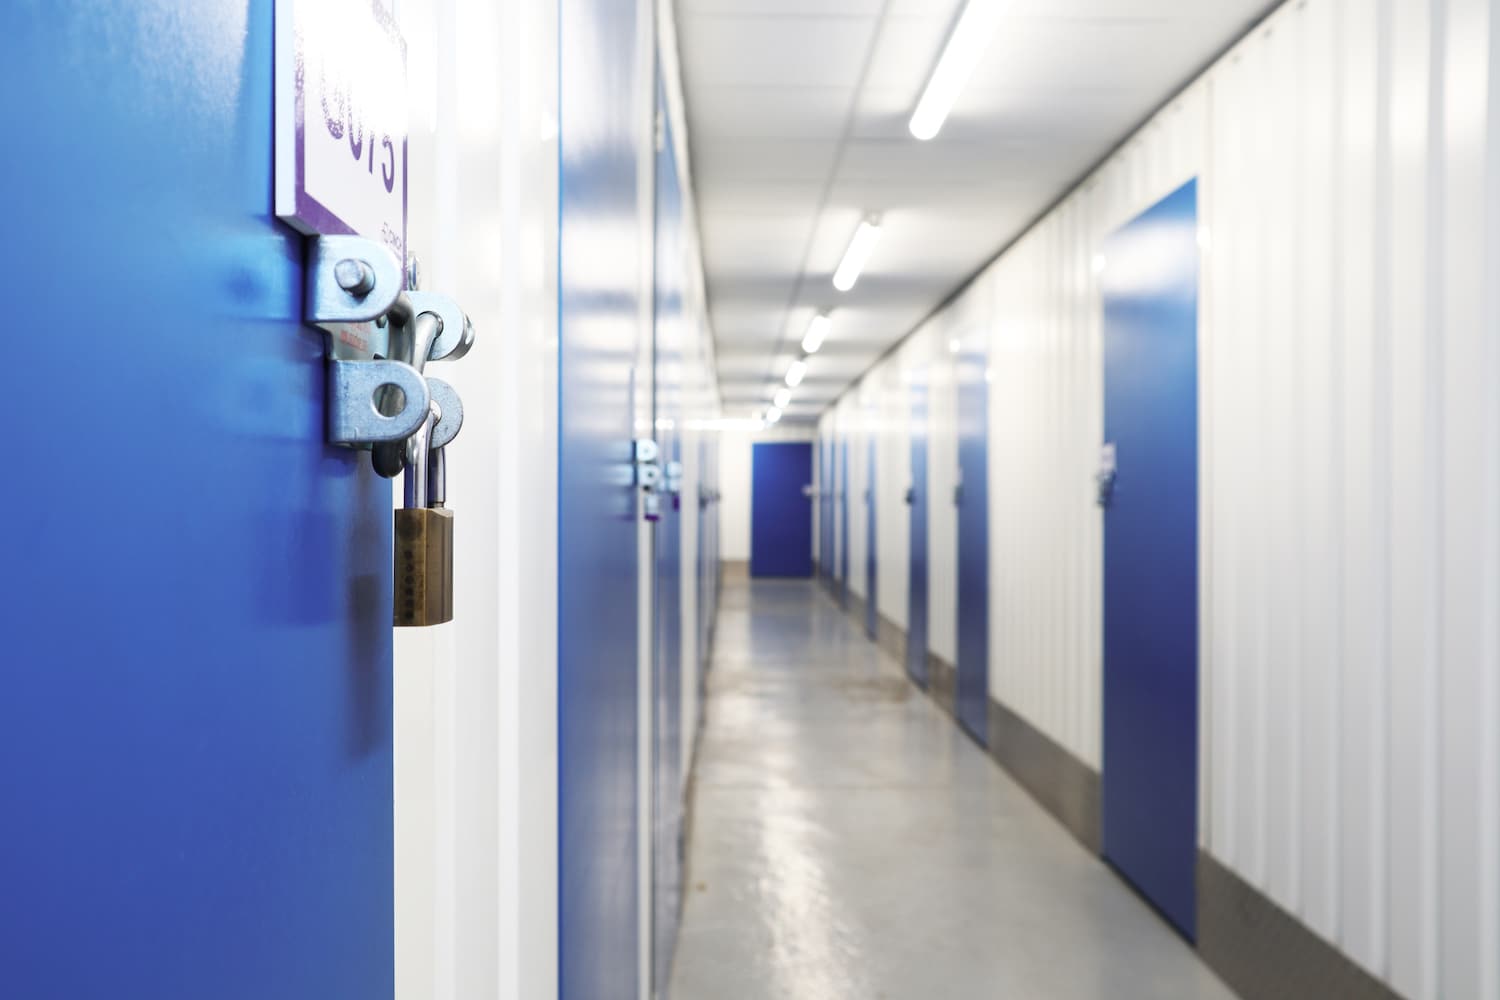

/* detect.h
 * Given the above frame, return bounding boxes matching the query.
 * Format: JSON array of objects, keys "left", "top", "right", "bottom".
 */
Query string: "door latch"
[
  {"left": 1096, "top": 442, "right": 1117, "bottom": 508},
  {"left": 634, "top": 439, "right": 663, "bottom": 522},
  {"left": 304, "top": 235, "right": 476, "bottom": 626},
  {"left": 305, "top": 235, "right": 476, "bottom": 476}
]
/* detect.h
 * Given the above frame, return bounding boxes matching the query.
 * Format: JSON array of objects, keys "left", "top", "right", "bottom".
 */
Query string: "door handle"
[
  {"left": 1096, "top": 442, "right": 1117, "bottom": 508},
  {"left": 1096, "top": 469, "right": 1117, "bottom": 508}
]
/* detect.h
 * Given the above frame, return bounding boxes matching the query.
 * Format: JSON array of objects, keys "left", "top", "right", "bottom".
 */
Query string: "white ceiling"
[{"left": 677, "top": 0, "right": 1275, "bottom": 422}]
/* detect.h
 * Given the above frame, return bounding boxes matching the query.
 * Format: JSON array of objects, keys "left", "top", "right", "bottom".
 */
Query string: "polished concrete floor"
[{"left": 668, "top": 575, "right": 1238, "bottom": 1000}]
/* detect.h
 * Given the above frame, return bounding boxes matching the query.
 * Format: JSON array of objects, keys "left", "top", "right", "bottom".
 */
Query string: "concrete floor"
[{"left": 668, "top": 576, "right": 1238, "bottom": 1000}]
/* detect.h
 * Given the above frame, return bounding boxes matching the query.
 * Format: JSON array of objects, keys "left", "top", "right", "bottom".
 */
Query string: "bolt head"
[{"left": 334, "top": 258, "right": 376, "bottom": 297}]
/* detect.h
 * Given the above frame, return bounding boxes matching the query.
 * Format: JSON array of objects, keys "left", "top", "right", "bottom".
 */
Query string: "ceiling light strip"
[
  {"left": 801, "top": 313, "right": 831, "bottom": 354},
  {"left": 909, "top": 0, "right": 1004, "bottom": 141},
  {"left": 832, "top": 217, "right": 882, "bottom": 292}
]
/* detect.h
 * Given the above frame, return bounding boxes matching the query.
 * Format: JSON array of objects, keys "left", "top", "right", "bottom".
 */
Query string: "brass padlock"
[
  {"left": 393, "top": 401, "right": 456, "bottom": 627},
  {"left": 394, "top": 506, "right": 453, "bottom": 626}
]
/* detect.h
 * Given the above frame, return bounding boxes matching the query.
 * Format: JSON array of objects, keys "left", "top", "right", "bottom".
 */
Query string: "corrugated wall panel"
[
  {"left": 1441, "top": 2, "right": 1500, "bottom": 996},
  {"left": 1334, "top": 0, "right": 1388, "bottom": 973},
  {"left": 820, "top": 0, "right": 1500, "bottom": 993}
]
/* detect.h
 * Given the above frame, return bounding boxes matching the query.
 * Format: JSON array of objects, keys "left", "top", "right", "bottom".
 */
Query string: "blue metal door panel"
[
  {"left": 751, "top": 443, "right": 813, "bottom": 577},
  {"left": 956, "top": 346, "right": 990, "bottom": 745},
  {"left": 839, "top": 439, "right": 850, "bottom": 606},
  {"left": 864, "top": 434, "right": 878, "bottom": 638},
  {"left": 1101, "top": 179, "right": 1200, "bottom": 939},
  {"left": 651, "top": 83, "right": 685, "bottom": 989},
  {"left": 698, "top": 436, "right": 711, "bottom": 661},
  {"left": 559, "top": 0, "right": 643, "bottom": 993},
  {"left": 907, "top": 378, "right": 931, "bottom": 687},
  {"left": 0, "top": 4, "right": 393, "bottom": 997}
]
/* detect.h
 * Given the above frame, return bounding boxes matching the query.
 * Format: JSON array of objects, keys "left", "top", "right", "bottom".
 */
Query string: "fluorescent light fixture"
[
  {"left": 801, "top": 313, "right": 831, "bottom": 354},
  {"left": 948, "top": 337, "right": 961, "bottom": 354},
  {"left": 766, "top": 407, "right": 783, "bottom": 424},
  {"left": 909, "top": 0, "right": 1004, "bottom": 141},
  {"left": 773, "top": 388, "right": 792, "bottom": 409},
  {"left": 785, "top": 359, "right": 808, "bottom": 387},
  {"left": 833, "top": 217, "right": 882, "bottom": 292}
]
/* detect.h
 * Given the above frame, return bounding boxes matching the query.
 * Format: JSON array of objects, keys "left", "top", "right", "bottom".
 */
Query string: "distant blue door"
[
  {"left": 820, "top": 437, "right": 835, "bottom": 577},
  {"left": 751, "top": 443, "right": 813, "bottom": 577},
  {"left": 839, "top": 438, "right": 851, "bottom": 607},
  {"left": 651, "top": 78, "right": 685, "bottom": 990},
  {"left": 559, "top": 0, "right": 644, "bottom": 993},
  {"left": 955, "top": 342, "right": 990, "bottom": 745},
  {"left": 865, "top": 434, "right": 878, "bottom": 639},
  {"left": 1101, "top": 179, "right": 1200, "bottom": 940},
  {"left": 1, "top": 4, "right": 393, "bottom": 997},
  {"left": 907, "top": 378, "right": 931, "bottom": 687}
]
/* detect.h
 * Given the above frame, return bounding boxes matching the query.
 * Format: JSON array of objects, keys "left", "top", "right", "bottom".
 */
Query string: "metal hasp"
[
  {"left": 301, "top": 236, "right": 471, "bottom": 626},
  {"left": 306, "top": 234, "right": 475, "bottom": 627},
  {"left": 369, "top": 294, "right": 473, "bottom": 478},
  {"left": 305, "top": 235, "right": 476, "bottom": 457},
  {"left": 327, "top": 360, "right": 432, "bottom": 445}
]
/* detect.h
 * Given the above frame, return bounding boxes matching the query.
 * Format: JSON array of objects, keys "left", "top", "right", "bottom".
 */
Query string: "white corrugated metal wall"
[{"left": 813, "top": 0, "right": 1500, "bottom": 995}]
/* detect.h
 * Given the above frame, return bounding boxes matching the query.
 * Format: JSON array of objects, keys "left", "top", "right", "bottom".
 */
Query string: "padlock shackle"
[
  {"left": 429, "top": 447, "right": 447, "bottom": 508},
  {"left": 403, "top": 401, "right": 442, "bottom": 510}
]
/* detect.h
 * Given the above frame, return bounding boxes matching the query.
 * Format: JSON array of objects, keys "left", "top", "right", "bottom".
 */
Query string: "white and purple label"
[{"left": 276, "top": 0, "right": 407, "bottom": 262}]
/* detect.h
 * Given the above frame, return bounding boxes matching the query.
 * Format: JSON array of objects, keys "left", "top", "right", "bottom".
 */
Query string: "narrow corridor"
[{"left": 670, "top": 575, "right": 1236, "bottom": 1000}]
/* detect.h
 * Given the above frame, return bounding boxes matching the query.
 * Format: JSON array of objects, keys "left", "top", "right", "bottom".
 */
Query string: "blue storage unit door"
[
  {"left": 1, "top": 4, "right": 394, "bottom": 996},
  {"left": 558, "top": 0, "right": 645, "bottom": 993},
  {"left": 751, "top": 443, "right": 814, "bottom": 577},
  {"left": 864, "top": 433, "right": 878, "bottom": 639},
  {"left": 651, "top": 75, "right": 685, "bottom": 990},
  {"left": 839, "top": 438, "right": 851, "bottom": 606},
  {"left": 955, "top": 341, "right": 991, "bottom": 746},
  {"left": 1100, "top": 179, "right": 1200, "bottom": 939},
  {"left": 907, "top": 376, "right": 931, "bottom": 687}
]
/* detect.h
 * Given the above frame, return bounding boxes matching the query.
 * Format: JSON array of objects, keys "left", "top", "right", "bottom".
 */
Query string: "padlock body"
[{"left": 394, "top": 507, "right": 454, "bottom": 626}]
